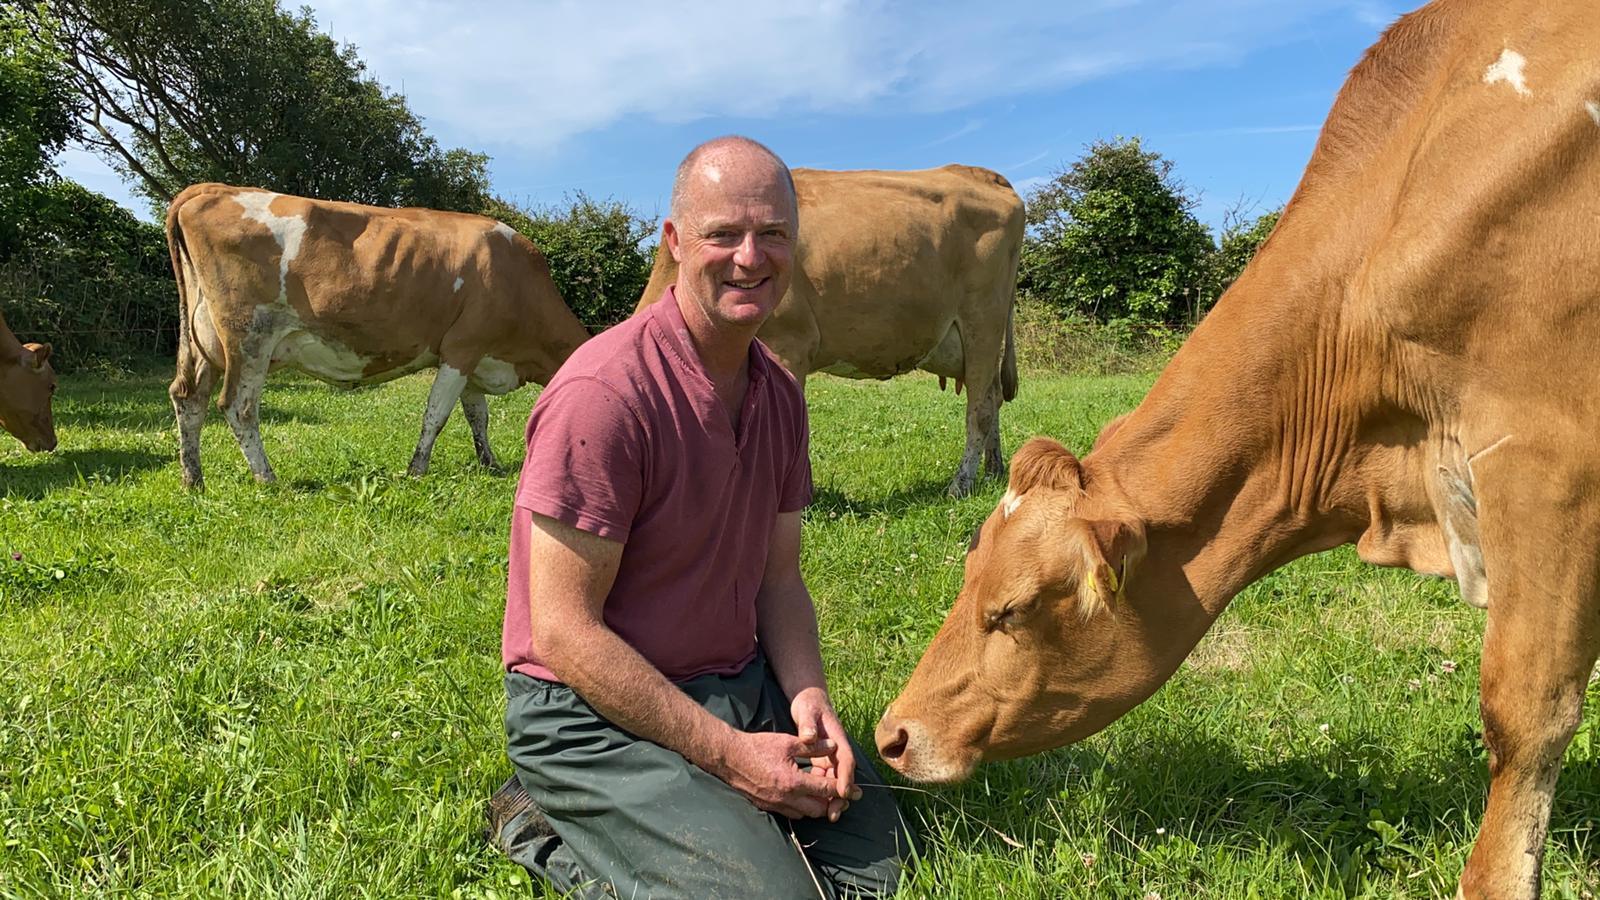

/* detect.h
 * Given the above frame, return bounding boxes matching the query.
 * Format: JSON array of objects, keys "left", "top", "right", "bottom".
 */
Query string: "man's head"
[{"left": 663, "top": 136, "right": 798, "bottom": 333}]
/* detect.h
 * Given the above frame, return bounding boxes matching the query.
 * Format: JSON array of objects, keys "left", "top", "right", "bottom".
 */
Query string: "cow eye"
[
  {"left": 966, "top": 526, "right": 982, "bottom": 554},
  {"left": 984, "top": 605, "right": 1020, "bottom": 633}
]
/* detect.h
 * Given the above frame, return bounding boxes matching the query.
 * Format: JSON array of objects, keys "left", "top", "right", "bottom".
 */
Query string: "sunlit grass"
[{"left": 3, "top": 363, "right": 1598, "bottom": 897}]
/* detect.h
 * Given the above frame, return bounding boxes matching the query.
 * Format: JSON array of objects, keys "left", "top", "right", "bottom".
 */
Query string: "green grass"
[{"left": 3, "top": 364, "right": 1599, "bottom": 898}]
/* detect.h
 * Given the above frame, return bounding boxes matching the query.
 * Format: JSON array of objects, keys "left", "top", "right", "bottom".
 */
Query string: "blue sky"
[{"left": 58, "top": 0, "right": 1406, "bottom": 234}]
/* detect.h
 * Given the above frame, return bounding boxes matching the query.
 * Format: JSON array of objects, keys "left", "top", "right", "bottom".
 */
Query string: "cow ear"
[
  {"left": 26, "top": 343, "right": 52, "bottom": 368},
  {"left": 1008, "top": 436, "right": 1082, "bottom": 495},
  {"left": 1073, "top": 517, "right": 1147, "bottom": 618}
]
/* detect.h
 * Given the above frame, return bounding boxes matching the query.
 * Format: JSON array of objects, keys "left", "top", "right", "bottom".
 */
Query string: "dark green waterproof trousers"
[{"left": 501, "top": 652, "right": 918, "bottom": 899}]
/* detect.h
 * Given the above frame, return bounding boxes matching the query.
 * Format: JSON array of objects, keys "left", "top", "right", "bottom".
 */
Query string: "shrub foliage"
[
  {"left": 1020, "top": 138, "right": 1215, "bottom": 330},
  {"left": 487, "top": 193, "right": 658, "bottom": 333}
]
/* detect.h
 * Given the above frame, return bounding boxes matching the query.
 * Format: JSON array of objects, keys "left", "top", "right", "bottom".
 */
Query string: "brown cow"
[
  {"left": 166, "top": 184, "right": 591, "bottom": 489},
  {"left": 0, "top": 306, "right": 57, "bottom": 453},
  {"left": 879, "top": 2, "right": 1599, "bottom": 896},
  {"left": 636, "top": 164, "right": 1023, "bottom": 496}
]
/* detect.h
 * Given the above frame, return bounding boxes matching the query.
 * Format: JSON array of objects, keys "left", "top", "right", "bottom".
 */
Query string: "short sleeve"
[
  {"left": 778, "top": 398, "right": 813, "bottom": 513},
  {"left": 514, "top": 376, "right": 647, "bottom": 541}
]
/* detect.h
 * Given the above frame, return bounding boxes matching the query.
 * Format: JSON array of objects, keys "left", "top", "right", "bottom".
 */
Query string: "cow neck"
[{"left": 1084, "top": 238, "right": 1388, "bottom": 630}]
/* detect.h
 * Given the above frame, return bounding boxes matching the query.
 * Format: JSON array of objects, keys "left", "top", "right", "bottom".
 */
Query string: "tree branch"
[{"left": 81, "top": 107, "right": 172, "bottom": 202}]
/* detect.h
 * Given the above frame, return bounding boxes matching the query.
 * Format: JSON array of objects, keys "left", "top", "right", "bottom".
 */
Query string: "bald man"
[{"left": 491, "top": 136, "right": 916, "bottom": 898}]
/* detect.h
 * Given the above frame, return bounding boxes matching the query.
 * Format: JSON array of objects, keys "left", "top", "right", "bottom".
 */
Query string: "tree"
[
  {"left": 1203, "top": 205, "right": 1281, "bottom": 311},
  {"left": 0, "top": 4, "right": 81, "bottom": 256},
  {"left": 32, "top": 0, "right": 488, "bottom": 213},
  {"left": 487, "top": 194, "right": 658, "bottom": 333},
  {"left": 1020, "top": 137, "right": 1214, "bottom": 329}
]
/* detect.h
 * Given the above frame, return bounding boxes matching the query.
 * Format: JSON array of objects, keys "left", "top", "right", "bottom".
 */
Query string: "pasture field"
[{"left": 2, "top": 364, "right": 1599, "bottom": 899}]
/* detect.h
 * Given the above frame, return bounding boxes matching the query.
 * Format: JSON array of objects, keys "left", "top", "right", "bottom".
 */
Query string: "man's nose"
[{"left": 732, "top": 232, "right": 764, "bottom": 268}]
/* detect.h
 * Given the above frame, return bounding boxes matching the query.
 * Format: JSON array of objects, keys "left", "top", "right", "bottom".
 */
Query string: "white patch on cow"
[
  {"left": 267, "top": 308, "right": 436, "bottom": 385},
  {"left": 232, "top": 191, "right": 307, "bottom": 305},
  {"left": 1001, "top": 489, "right": 1024, "bottom": 519},
  {"left": 1483, "top": 48, "right": 1530, "bottom": 97},
  {"left": 453, "top": 276, "right": 465, "bottom": 293},
  {"left": 916, "top": 321, "right": 965, "bottom": 379},
  {"left": 493, "top": 222, "right": 518, "bottom": 242},
  {"left": 1586, "top": 101, "right": 1600, "bottom": 127},
  {"left": 469, "top": 356, "right": 520, "bottom": 395},
  {"left": 274, "top": 331, "right": 368, "bottom": 382}
]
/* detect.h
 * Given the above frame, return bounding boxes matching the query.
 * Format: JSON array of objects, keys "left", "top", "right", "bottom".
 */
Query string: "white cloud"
[
  {"left": 1009, "top": 174, "right": 1052, "bottom": 197},
  {"left": 303, "top": 0, "right": 1368, "bottom": 154},
  {"left": 1350, "top": 2, "right": 1400, "bottom": 29},
  {"left": 922, "top": 119, "right": 984, "bottom": 148}
]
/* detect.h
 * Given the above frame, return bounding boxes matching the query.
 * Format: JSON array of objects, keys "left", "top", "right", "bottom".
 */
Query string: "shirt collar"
[{"left": 648, "top": 285, "right": 770, "bottom": 388}]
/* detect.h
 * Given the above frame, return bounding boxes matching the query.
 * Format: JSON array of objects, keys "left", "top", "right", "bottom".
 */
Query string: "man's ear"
[
  {"left": 1073, "top": 517, "right": 1147, "bottom": 617},
  {"left": 662, "top": 220, "right": 683, "bottom": 263},
  {"left": 1008, "top": 436, "right": 1083, "bottom": 496}
]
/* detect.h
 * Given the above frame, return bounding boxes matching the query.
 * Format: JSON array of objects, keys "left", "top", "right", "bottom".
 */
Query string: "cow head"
[
  {"left": 0, "top": 342, "right": 58, "bottom": 452},
  {"left": 876, "top": 435, "right": 1168, "bottom": 783}
]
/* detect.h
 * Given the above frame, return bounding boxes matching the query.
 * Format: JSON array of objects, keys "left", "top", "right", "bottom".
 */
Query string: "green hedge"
[{"left": 0, "top": 180, "right": 177, "bottom": 370}]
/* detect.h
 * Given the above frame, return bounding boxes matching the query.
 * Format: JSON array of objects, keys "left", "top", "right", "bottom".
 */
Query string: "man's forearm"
[
  {"left": 540, "top": 619, "right": 735, "bottom": 770},
  {"left": 755, "top": 579, "right": 829, "bottom": 700}
]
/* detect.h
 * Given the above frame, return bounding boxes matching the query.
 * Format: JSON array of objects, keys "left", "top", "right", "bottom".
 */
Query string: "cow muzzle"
[{"left": 874, "top": 708, "right": 979, "bottom": 784}]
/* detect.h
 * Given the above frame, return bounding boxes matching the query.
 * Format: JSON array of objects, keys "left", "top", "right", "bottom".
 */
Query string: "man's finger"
[
  {"left": 835, "top": 743, "right": 858, "bottom": 798},
  {"left": 790, "top": 735, "right": 835, "bottom": 758}
]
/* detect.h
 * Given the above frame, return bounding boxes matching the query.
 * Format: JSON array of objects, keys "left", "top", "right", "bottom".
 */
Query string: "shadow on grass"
[
  {"left": 892, "top": 731, "right": 1600, "bottom": 890},
  {"left": 58, "top": 396, "right": 329, "bottom": 432},
  {"left": 812, "top": 478, "right": 971, "bottom": 518},
  {"left": 0, "top": 448, "right": 167, "bottom": 498}
]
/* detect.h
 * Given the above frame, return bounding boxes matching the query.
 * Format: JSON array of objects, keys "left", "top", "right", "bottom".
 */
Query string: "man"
[{"left": 492, "top": 136, "right": 916, "bottom": 899}]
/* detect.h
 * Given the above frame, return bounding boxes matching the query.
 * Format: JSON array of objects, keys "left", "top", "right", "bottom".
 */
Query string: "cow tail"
[
  {"left": 165, "top": 192, "right": 198, "bottom": 399},
  {"left": 1001, "top": 301, "right": 1018, "bottom": 402}
]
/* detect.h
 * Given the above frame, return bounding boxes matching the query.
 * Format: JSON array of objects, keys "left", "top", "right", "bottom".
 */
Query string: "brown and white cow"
[
  {"left": 636, "top": 164, "right": 1023, "bottom": 497},
  {"left": 0, "top": 306, "right": 57, "bottom": 453},
  {"left": 166, "top": 184, "right": 591, "bottom": 489},
  {"left": 880, "top": 2, "right": 1600, "bottom": 896}
]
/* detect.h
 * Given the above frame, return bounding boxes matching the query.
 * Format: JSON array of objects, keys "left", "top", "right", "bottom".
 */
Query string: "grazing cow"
[
  {"left": 166, "top": 184, "right": 591, "bottom": 489},
  {"left": 879, "top": 2, "right": 1600, "bottom": 896},
  {"left": 0, "top": 306, "right": 56, "bottom": 453},
  {"left": 636, "top": 164, "right": 1023, "bottom": 496}
]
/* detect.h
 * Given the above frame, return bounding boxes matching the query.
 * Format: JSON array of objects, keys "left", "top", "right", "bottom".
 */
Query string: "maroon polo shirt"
[{"left": 502, "top": 287, "right": 813, "bottom": 683}]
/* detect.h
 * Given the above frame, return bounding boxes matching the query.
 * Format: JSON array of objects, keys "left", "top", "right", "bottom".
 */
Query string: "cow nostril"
[{"left": 879, "top": 725, "right": 909, "bottom": 760}]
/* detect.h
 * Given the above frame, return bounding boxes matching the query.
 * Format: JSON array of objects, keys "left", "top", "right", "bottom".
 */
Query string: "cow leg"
[
  {"left": 220, "top": 347, "right": 277, "bottom": 484},
  {"left": 949, "top": 358, "right": 1003, "bottom": 498},
  {"left": 1456, "top": 447, "right": 1600, "bottom": 899},
  {"left": 408, "top": 363, "right": 470, "bottom": 476},
  {"left": 982, "top": 380, "right": 1006, "bottom": 478},
  {"left": 948, "top": 381, "right": 999, "bottom": 497},
  {"left": 460, "top": 389, "right": 501, "bottom": 471},
  {"left": 170, "top": 352, "right": 219, "bottom": 491}
]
